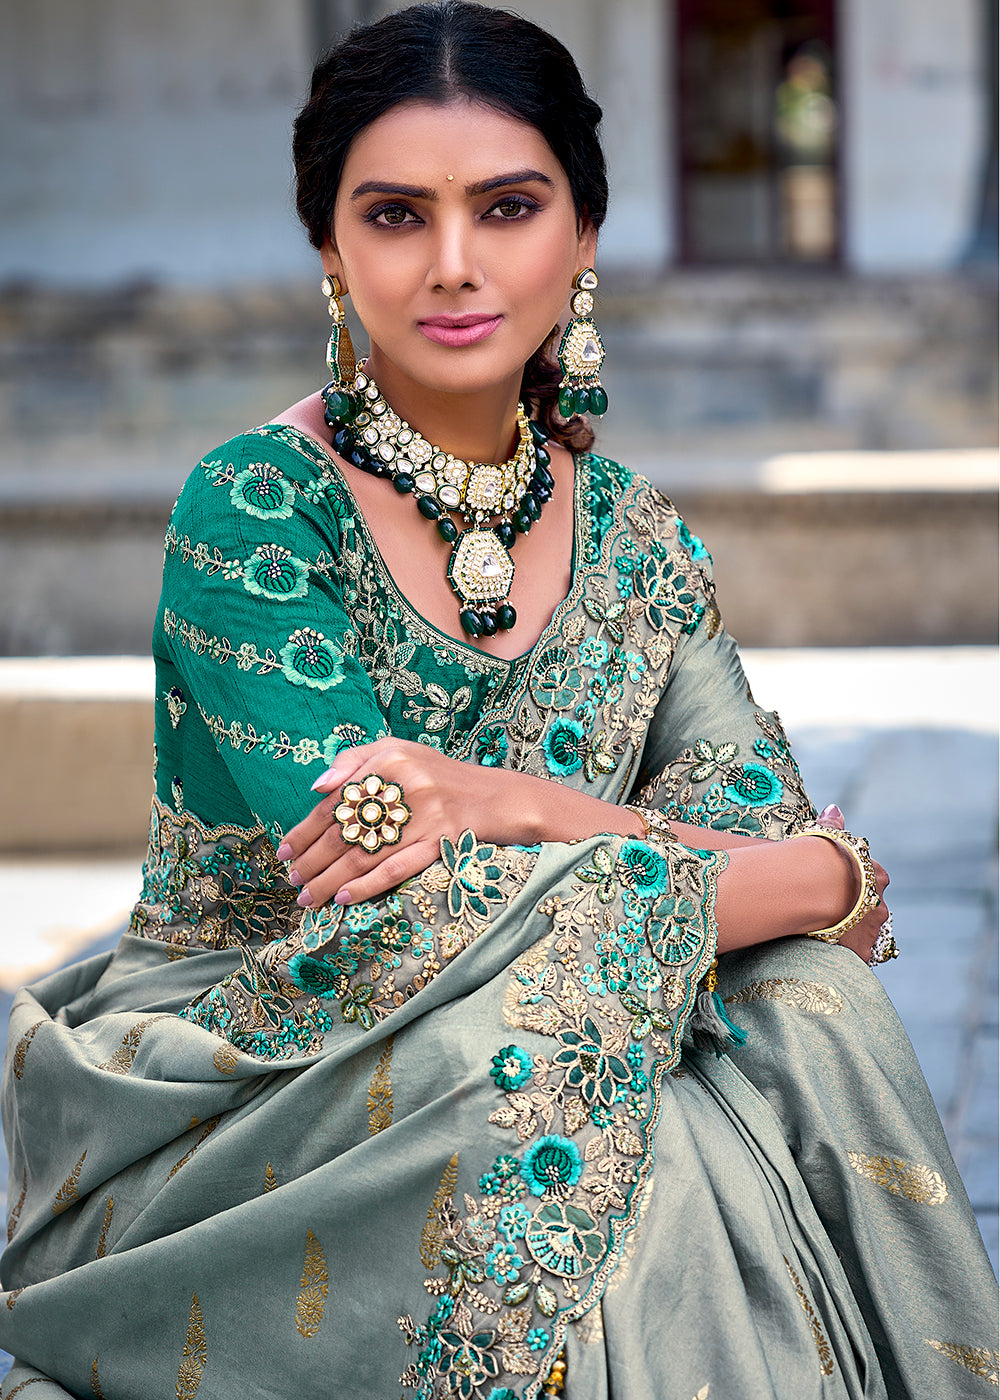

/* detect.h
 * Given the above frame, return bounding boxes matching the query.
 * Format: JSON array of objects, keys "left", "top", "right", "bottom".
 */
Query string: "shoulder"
[
  {"left": 168, "top": 424, "right": 355, "bottom": 541},
  {"left": 581, "top": 451, "right": 713, "bottom": 573}
]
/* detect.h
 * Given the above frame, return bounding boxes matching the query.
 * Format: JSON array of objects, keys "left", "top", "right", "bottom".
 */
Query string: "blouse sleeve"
[
  {"left": 156, "top": 430, "right": 389, "bottom": 837},
  {"left": 630, "top": 511, "right": 816, "bottom": 840}
]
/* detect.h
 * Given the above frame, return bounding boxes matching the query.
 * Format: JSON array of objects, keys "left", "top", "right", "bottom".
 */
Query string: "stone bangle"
[
  {"left": 624, "top": 804, "right": 678, "bottom": 852},
  {"left": 790, "top": 824, "right": 881, "bottom": 943}
]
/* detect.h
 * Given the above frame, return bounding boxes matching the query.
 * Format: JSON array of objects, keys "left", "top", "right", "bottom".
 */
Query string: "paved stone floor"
[{"left": 0, "top": 647, "right": 995, "bottom": 1376}]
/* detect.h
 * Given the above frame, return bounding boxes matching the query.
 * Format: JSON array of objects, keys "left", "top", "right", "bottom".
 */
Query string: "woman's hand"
[
  {"left": 274, "top": 737, "right": 644, "bottom": 908},
  {"left": 813, "top": 802, "right": 891, "bottom": 964}
]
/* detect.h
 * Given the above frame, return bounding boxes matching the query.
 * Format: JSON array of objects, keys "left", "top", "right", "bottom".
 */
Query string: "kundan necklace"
[{"left": 322, "top": 367, "right": 554, "bottom": 639}]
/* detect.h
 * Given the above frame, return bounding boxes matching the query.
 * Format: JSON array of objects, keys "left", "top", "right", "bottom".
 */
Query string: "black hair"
[{"left": 293, "top": 0, "right": 607, "bottom": 450}]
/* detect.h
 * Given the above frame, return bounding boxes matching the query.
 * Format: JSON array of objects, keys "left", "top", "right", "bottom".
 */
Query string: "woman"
[{"left": 1, "top": 5, "right": 994, "bottom": 1397}]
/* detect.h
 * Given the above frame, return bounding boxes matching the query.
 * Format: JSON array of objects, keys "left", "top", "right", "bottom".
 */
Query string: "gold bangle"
[
  {"left": 790, "top": 824, "right": 881, "bottom": 943},
  {"left": 623, "top": 804, "right": 678, "bottom": 852}
]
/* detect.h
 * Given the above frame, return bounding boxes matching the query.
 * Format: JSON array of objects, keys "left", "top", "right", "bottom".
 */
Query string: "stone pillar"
[{"left": 841, "top": 0, "right": 985, "bottom": 270}]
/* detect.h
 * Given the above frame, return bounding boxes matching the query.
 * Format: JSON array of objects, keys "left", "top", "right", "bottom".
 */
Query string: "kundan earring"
[
  {"left": 321, "top": 274, "right": 358, "bottom": 422},
  {"left": 557, "top": 267, "right": 608, "bottom": 418}
]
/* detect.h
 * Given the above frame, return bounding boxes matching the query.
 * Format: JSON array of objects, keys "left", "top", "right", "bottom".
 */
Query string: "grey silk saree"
[{"left": 0, "top": 435, "right": 994, "bottom": 1397}]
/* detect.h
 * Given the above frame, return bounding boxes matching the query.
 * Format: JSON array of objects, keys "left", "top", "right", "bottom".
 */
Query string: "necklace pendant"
[{"left": 447, "top": 527, "right": 515, "bottom": 609}]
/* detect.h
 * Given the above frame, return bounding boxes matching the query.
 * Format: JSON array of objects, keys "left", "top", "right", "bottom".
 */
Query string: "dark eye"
[
  {"left": 368, "top": 203, "right": 417, "bottom": 227},
  {"left": 490, "top": 195, "right": 537, "bottom": 220}
]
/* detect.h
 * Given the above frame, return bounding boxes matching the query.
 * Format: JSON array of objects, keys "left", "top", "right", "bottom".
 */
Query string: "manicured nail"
[
  {"left": 288, "top": 869, "right": 302, "bottom": 887},
  {"left": 311, "top": 767, "right": 341, "bottom": 792},
  {"left": 275, "top": 843, "right": 292, "bottom": 861},
  {"left": 334, "top": 887, "right": 351, "bottom": 906},
  {"left": 819, "top": 804, "right": 841, "bottom": 820},
  {"left": 296, "top": 889, "right": 314, "bottom": 908}
]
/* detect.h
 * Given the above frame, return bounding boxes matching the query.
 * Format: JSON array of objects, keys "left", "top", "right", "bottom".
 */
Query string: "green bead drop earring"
[{"left": 556, "top": 268, "right": 609, "bottom": 419}]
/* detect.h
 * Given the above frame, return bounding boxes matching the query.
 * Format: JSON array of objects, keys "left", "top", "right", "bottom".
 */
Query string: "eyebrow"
[{"left": 349, "top": 169, "right": 555, "bottom": 201}]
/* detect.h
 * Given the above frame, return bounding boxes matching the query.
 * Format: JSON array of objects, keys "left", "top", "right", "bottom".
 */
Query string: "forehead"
[{"left": 340, "top": 98, "right": 564, "bottom": 187}]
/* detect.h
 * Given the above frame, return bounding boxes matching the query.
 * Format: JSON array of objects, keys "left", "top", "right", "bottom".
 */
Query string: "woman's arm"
[{"left": 282, "top": 738, "right": 884, "bottom": 959}]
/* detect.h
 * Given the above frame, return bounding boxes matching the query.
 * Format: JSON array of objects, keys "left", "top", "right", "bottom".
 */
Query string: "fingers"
[
  {"left": 815, "top": 803, "right": 845, "bottom": 830},
  {"left": 296, "top": 836, "right": 439, "bottom": 909}
]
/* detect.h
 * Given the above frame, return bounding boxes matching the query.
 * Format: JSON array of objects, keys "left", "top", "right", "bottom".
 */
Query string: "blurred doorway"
[{"left": 676, "top": 0, "right": 839, "bottom": 264}]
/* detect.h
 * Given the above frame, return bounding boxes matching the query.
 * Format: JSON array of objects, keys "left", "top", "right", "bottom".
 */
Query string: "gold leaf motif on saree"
[
  {"left": 846, "top": 1151, "right": 948, "bottom": 1204},
  {"left": 925, "top": 1339, "right": 999, "bottom": 1385},
  {"left": 725, "top": 978, "right": 843, "bottom": 1016}
]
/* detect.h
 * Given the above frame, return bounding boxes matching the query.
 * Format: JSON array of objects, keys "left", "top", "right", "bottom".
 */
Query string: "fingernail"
[
  {"left": 334, "top": 887, "right": 351, "bottom": 906},
  {"left": 275, "top": 843, "right": 292, "bottom": 861},
  {"left": 311, "top": 767, "right": 340, "bottom": 792},
  {"left": 819, "top": 804, "right": 841, "bottom": 819},
  {"left": 288, "top": 869, "right": 302, "bottom": 887},
  {"left": 296, "top": 889, "right": 314, "bottom": 908}
]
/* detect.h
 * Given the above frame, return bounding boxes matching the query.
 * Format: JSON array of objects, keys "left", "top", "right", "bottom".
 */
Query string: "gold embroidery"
[
  {"left": 5, "top": 1289, "right": 23, "bottom": 1311},
  {"left": 725, "top": 977, "right": 843, "bottom": 1015},
  {"left": 7, "top": 1169, "right": 26, "bottom": 1242},
  {"left": 11, "top": 1022, "right": 43, "bottom": 1080},
  {"left": 4, "top": 1379, "right": 46, "bottom": 1398},
  {"left": 91, "top": 1358, "right": 106, "bottom": 1399},
  {"left": 784, "top": 1256, "right": 834, "bottom": 1376},
  {"left": 212, "top": 1042, "right": 239, "bottom": 1075},
  {"left": 96, "top": 1195, "right": 114, "bottom": 1259},
  {"left": 420, "top": 1154, "right": 459, "bottom": 1269},
  {"left": 264, "top": 1163, "right": 279, "bottom": 1193},
  {"left": 692, "top": 1389, "right": 711, "bottom": 1400},
  {"left": 295, "top": 1229, "right": 329, "bottom": 1338},
  {"left": 53, "top": 1150, "right": 87, "bottom": 1215},
  {"left": 98, "top": 1017, "right": 164, "bottom": 1074},
  {"left": 925, "top": 1340, "right": 1000, "bottom": 1385},
  {"left": 169, "top": 1117, "right": 221, "bottom": 1179},
  {"left": 176, "top": 1293, "right": 207, "bottom": 1399},
  {"left": 847, "top": 1151, "right": 948, "bottom": 1204},
  {"left": 367, "top": 1037, "right": 394, "bottom": 1135}
]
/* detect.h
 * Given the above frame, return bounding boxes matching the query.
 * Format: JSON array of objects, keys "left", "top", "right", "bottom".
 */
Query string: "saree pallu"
[{"left": 0, "top": 434, "right": 994, "bottom": 1397}]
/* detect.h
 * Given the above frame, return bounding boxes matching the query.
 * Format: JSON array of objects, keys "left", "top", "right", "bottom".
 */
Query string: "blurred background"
[{"left": 0, "top": 0, "right": 996, "bottom": 1273}]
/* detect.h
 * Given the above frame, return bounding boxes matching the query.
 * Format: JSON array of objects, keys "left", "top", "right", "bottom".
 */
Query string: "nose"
[{"left": 427, "top": 213, "right": 484, "bottom": 295}]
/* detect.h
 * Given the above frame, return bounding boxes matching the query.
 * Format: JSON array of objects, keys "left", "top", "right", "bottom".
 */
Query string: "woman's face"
[{"left": 322, "top": 98, "right": 597, "bottom": 402}]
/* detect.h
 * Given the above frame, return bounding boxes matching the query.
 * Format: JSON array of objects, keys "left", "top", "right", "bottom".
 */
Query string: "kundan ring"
[
  {"left": 335, "top": 774, "right": 411, "bottom": 853},
  {"left": 869, "top": 911, "right": 899, "bottom": 966}
]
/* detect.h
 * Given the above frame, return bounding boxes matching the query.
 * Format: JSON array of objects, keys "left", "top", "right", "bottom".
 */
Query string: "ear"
[
  {"left": 576, "top": 218, "right": 598, "bottom": 272},
  {"left": 320, "top": 240, "right": 348, "bottom": 295}
]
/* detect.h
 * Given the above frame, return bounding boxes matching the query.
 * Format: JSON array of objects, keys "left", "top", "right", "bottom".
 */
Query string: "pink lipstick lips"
[{"left": 418, "top": 313, "right": 502, "bottom": 347}]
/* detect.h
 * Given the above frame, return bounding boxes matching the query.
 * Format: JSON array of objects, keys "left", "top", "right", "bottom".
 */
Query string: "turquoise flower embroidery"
[
  {"left": 440, "top": 831, "right": 505, "bottom": 921},
  {"left": 527, "top": 1328, "right": 549, "bottom": 1351},
  {"left": 490, "top": 1044, "right": 533, "bottom": 1092},
  {"left": 520, "top": 1135, "right": 583, "bottom": 1197},
  {"left": 343, "top": 901, "right": 379, "bottom": 933},
  {"left": 488, "top": 1390, "right": 518, "bottom": 1400},
  {"left": 579, "top": 636, "right": 609, "bottom": 670},
  {"left": 497, "top": 1202, "right": 532, "bottom": 1243},
  {"left": 677, "top": 516, "right": 710, "bottom": 561},
  {"left": 616, "top": 839, "right": 668, "bottom": 897},
  {"left": 241, "top": 544, "right": 309, "bottom": 601},
  {"left": 524, "top": 1199, "right": 604, "bottom": 1277},
  {"left": 287, "top": 951, "right": 343, "bottom": 1000},
  {"left": 624, "top": 650, "right": 646, "bottom": 682},
  {"left": 530, "top": 645, "right": 584, "bottom": 709},
  {"left": 647, "top": 893, "right": 703, "bottom": 964},
  {"left": 754, "top": 738, "right": 775, "bottom": 759},
  {"left": 475, "top": 727, "right": 509, "bottom": 767},
  {"left": 278, "top": 628, "right": 345, "bottom": 690},
  {"left": 483, "top": 1241, "right": 524, "bottom": 1284},
  {"left": 723, "top": 763, "right": 784, "bottom": 808},
  {"left": 230, "top": 462, "right": 294, "bottom": 520},
  {"left": 323, "top": 723, "right": 378, "bottom": 765},
  {"left": 543, "top": 718, "right": 586, "bottom": 777}
]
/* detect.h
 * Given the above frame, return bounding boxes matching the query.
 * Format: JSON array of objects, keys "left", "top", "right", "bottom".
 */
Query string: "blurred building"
[
  {"left": 0, "top": 0, "right": 996, "bottom": 655},
  {"left": 2, "top": 0, "right": 993, "bottom": 282}
]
